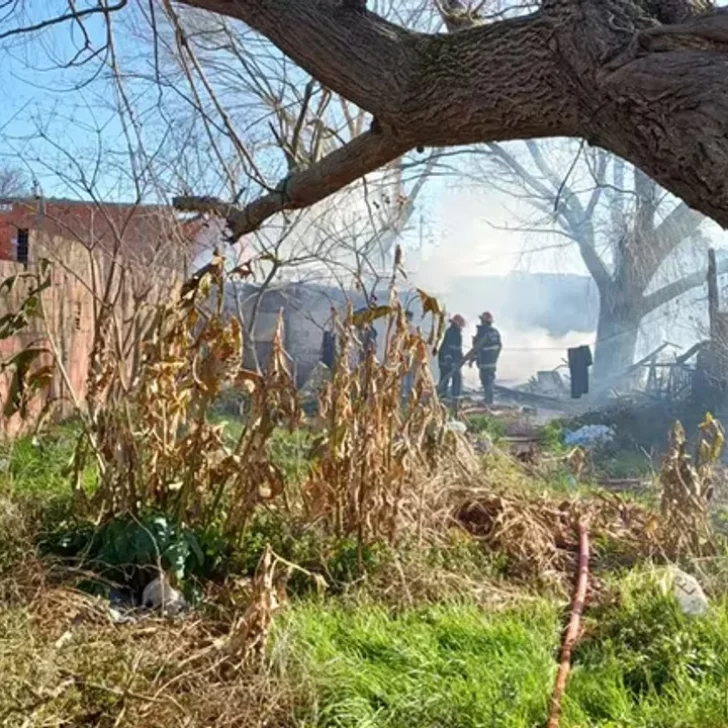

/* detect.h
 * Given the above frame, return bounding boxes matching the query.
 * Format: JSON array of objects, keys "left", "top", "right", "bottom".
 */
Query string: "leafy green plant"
[
  {"left": 466, "top": 414, "right": 506, "bottom": 442},
  {"left": 537, "top": 420, "right": 567, "bottom": 454},
  {"left": 44, "top": 513, "right": 212, "bottom": 601}
]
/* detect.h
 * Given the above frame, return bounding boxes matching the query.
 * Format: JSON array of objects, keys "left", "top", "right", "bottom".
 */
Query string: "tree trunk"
[
  {"left": 175, "top": 0, "right": 728, "bottom": 237},
  {"left": 592, "top": 301, "right": 641, "bottom": 383}
]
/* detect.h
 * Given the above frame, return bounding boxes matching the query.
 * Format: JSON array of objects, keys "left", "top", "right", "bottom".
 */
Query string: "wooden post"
[{"left": 708, "top": 248, "right": 718, "bottom": 340}]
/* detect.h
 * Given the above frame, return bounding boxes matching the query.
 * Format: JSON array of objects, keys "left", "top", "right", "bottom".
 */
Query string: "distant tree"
[
  {"left": 0, "top": 166, "right": 28, "bottom": 198},
  {"left": 474, "top": 141, "right": 721, "bottom": 381}
]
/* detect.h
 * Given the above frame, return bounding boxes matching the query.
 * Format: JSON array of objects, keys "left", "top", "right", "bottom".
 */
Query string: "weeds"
[
  {"left": 660, "top": 415, "right": 725, "bottom": 556},
  {"left": 5, "top": 255, "right": 728, "bottom": 728},
  {"left": 0, "top": 594, "right": 298, "bottom": 728},
  {"left": 566, "top": 568, "right": 728, "bottom": 727},
  {"left": 75, "top": 253, "right": 299, "bottom": 536},
  {"left": 465, "top": 413, "right": 506, "bottom": 441},
  {"left": 303, "top": 295, "right": 447, "bottom": 546}
]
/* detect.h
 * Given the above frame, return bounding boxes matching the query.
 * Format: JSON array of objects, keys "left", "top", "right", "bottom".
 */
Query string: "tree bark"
[
  {"left": 174, "top": 0, "right": 728, "bottom": 236},
  {"left": 592, "top": 298, "right": 642, "bottom": 382}
]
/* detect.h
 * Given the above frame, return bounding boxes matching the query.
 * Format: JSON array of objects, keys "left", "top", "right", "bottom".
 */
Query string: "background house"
[{"left": 0, "top": 197, "right": 201, "bottom": 437}]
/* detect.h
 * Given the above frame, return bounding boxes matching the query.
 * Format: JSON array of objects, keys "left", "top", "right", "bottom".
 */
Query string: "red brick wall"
[
  {"left": 0, "top": 198, "right": 203, "bottom": 267},
  {"left": 0, "top": 229, "right": 182, "bottom": 440}
]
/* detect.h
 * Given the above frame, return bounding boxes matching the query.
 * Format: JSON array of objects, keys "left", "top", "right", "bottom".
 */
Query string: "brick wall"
[
  {"left": 0, "top": 198, "right": 205, "bottom": 269},
  {"left": 0, "top": 228, "right": 182, "bottom": 440}
]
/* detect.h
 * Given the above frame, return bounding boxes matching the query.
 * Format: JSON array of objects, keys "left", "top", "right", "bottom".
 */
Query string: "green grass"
[
  {"left": 465, "top": 414, "right": 506, "bottom": 442},
  {"left": 564, "top": 570, "right": 728, "bottom": 727},
  {"left": 0, "top": 423, "right": 81, "bottom": 496},
  {"left": 5, "top": 423, "right": 728, "bottom": 728},
  {"left": 536, "top": 420, "right": 567, "bottom": 455},
  {"left": 271, "top": 571, "right": 728, "bottom": 728},
  {"left": 593, "top": 447, "right": 655, "bottom": 480},
  {"left": 273, "top": 599, "right": 560, "bottom": 728}
]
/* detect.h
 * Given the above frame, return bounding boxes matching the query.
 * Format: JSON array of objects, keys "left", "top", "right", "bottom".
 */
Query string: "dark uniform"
[
  {"left": 438, "top": 323, "right": 464, "bottom": 399},
  {"left": 321, "top": 330, "right": 336, "bottom": 369},
  {"left": 472, "top": 322, "right": 502, "bottom": 404},
  {"left": 354, "top": 306, "right": 378, "bottom": 363}
]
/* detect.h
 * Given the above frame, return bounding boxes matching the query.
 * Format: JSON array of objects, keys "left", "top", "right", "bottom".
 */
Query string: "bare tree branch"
[
  {"left": 175, "top": 131, "right": 409, "bottom": 241},
  {"left": 479, "top": 142, "right": 613, "bottom": 288},
  {"left": 0, "top": 0, "right": 128, "bottom": 40},
  {"left": 642, "top": 255, "right": 728, "bottom": 314}
]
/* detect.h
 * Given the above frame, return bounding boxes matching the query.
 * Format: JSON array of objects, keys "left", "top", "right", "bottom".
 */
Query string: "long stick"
[{"left": 546, "top": 519, "right": 590, "bottom": 728}]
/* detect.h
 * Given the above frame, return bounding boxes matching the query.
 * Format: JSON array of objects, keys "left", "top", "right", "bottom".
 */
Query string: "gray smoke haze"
[
  {"left": 192, "top": 161, "right": 728, "bottom": 388},
  {"left": 408, "top": 181, "right": 728, "bottom": 385}
]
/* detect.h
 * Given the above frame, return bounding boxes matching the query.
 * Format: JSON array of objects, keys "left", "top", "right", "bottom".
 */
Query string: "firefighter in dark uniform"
[
  {"left": 437, "top": 314, "right": 465, "bottom": 400},
  {"left": 467, "top": 311, "right": 502, "bottom": 405}
]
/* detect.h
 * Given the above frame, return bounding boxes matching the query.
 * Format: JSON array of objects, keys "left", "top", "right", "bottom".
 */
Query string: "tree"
[
  {"left": 6, "top": 1, "right": 728, "bottom": 238},
  {"left": 139, "top": 1, "right": 440, "bottom": 371},
  {"left": 150, "top": 1, "right": 438, "bottom": 269},
  {"left": 0, "top": 166, "right": 28, "bottom": 197},
  {"left": 475, "top": 141, "right": 720, "bottom": 380}
]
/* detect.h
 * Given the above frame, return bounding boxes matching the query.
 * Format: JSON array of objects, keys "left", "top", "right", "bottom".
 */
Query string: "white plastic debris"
[
  {"left": 445, "top": 420, "right": 468, "bottom": 435},
  {"left": 54, "top": 630, "right": 73, "bottom": 649},
  {"left": 659, "top": 566, "right": 709, "bottom": 617},
  {"left": 141, "top": 574, "right": 187, "bottom": 614},
  {"left": 563, "top": 424, "right": 615, "bottom": 448}
]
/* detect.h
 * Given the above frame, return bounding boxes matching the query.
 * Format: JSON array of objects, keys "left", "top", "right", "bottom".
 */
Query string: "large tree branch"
[
  {"left": 170, "top": 0, "right": 728, "bottom": 234},
  {"left": 6, "top": 1, "right": 728, "bottom": 232},
  {"left": 642, "top": 254, "right": 728, "bottom": 313},
  {"left": 192, "top": 2, "right": 576, "bottom": 144},
  {"left": 175, "top": 3, "right": 576, "bottom": 235},
  {"left": 178, "top": 0, "right": 417, "bottom": 123},
  {"left": 175, "top": 131, "right": 408, "bottom": 240},
  {"left": 520, "top": 140, "right": 615, "bottom": 289},
  {"left": 596, "top": 11, "right": 728, "bottom": 227},
  {"left": 632, "top": 198, "right": 706, "bottom": 285}
]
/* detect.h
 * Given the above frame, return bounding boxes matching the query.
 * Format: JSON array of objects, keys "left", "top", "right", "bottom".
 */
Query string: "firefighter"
[
  {"left": 437, "top": 314, "right": 465, "bottom": 400},
  {"left": 467, "top": 311, "right": 502, "bottom": 405}
]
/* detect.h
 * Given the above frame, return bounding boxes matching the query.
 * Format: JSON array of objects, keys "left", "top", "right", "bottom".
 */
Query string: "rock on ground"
[{"left": 659, "top": 566, "right": 709, "bottom": 617}]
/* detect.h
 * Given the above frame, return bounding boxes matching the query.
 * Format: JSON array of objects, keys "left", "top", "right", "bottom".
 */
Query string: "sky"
[{"left": 0, "top": 11, "right": 122, "bottom": 196}]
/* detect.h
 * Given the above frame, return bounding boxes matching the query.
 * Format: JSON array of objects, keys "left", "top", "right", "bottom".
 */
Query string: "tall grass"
[
  {"left": 271, "top": 574, "right": 728, "bottom": 728},
  {"left": 272, "top": 600, "right": 560, "bottom": 728}
]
